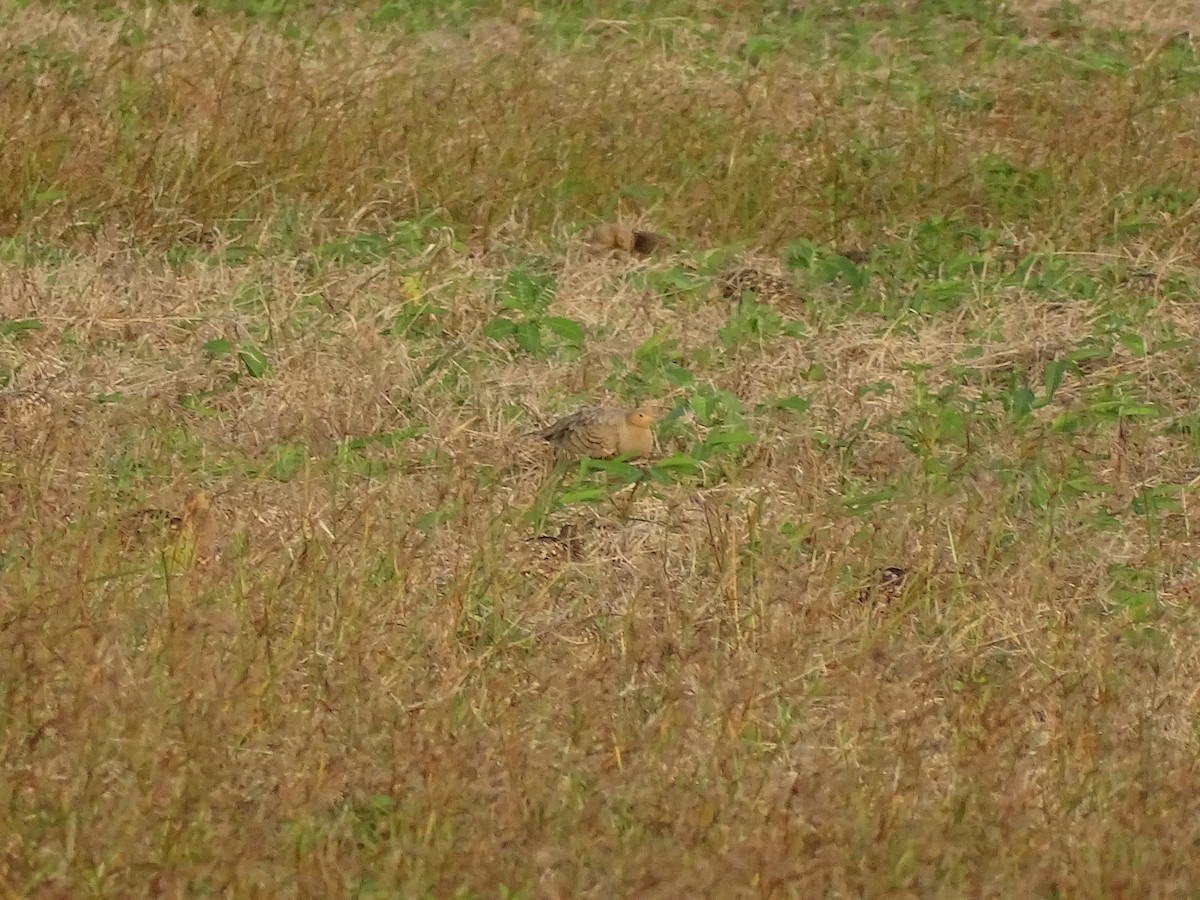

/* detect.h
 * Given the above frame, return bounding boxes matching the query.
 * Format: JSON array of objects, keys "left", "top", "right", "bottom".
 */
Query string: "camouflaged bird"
[
  {"left": 0, "top": 389, "right": 57, "bottom": 450},
  {"left": 521, "top": 523, "right": 586, "bottom": 577},
  {"left": 718, "top": 266, "right": 801, "bottom": 306},
  {"left": 588, "top": 223, "right": 662, "bottom": 257},
  {"left": 0, "top": 388, "right": 54, "bottom": 423},
  {"left": 536, "top": 404, "right": 658, "bottom": 460},
  {"left": 856, "top": 566, "right": 910, "bottom": 606},
  {"left": 119, "top": 490, "right": 216, "bottom": 570}
]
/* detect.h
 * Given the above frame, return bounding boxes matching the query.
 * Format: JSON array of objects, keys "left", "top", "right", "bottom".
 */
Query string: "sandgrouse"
[
  {"left": 536, "top": 404, "right": 657, "bottom": 460},
  {"left": 718, "top": 266, "right": 801, "bottom": 306},
  {"left": 119, "top": 489, "right": 216, "bottom": 569},
  {"left": 588, "top": 223, "right": 662, "bottom": 257}
]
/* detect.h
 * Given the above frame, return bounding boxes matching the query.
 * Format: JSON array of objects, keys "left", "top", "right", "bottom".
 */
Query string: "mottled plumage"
[
  {"left": 856, "top": 566, "right": 909, "bottom": 605},
  {"left": 0, "top": 389, "right": 54, "bottom": 423},
  {"left": 718, "top": 267, "right": 801, "bottom": 306},
  {"left": 588, "top": 223, "right": 662, "bottom": 257},
  {"left": 522, "top": 524, "right": 586, "bottom": 577},
  {"left": 119, "top": 490, "right": 216, "bottom": 570},
  {"left": 538, "top": 405, "right": 657, "bottom": 460}
]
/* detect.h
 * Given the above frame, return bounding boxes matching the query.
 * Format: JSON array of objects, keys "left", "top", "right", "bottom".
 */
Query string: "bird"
[
  {"left": 522, "top": 523, "right": 586, "bottom": 577},
  {"left": 856, "top": 566, "right": 909, "bottom": 605},
  {"left": 0, "top": 388, "right": 54, "bottom": 422},
  {"left": 0, "top": 389, "right": 58, "bottom": 449},
  {"left": 587, "top": 223, "right": 662, "bottom": 257},
  {"left": 718, "top": 266, "right": 801, "bottom": 306},
  {"left": 535, "top": 404, "right": 658, "bottom": 460},
  {"left": 119, "top": 489, "right": 216, "bottom": 571}
]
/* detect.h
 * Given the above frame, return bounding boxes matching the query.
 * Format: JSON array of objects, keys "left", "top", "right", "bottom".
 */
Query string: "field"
[{"left": 4, "top": 0, "right": 1200, "bottom": 896}]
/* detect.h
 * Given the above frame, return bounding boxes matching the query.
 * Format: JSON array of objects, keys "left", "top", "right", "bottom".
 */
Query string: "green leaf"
[
  {"left": 1119, "top": 332, "right": 1147, "bottom": 358},
  {"left": 1132, "top": 484, "right": 1185, "bottom": 517},
  {"left": 0, "top": 318, "right": 44, "bottom": 339},
  {"left": 645, "top": 267, "right": 706, "bottom": 297},
  {"left": 483, "top": 317, "right": 517, "bottom": 341},
  {"left": 582, "top": 458, "right": 644, "bottom": 479},
  {"left": 783, "top": 321, "right": 810, "bottom": 339},
  {"left": 1069, "top": 346, "right": 1109, "bottom": 367},
  {"left": 34, "top": 187, "right": 67, "bottom": 205},
  {"left": 344, "top": 426, "right": 427, "bottom": 452},
  {"left": 543, "top": 316, "right": 586, "bottom": 344},
  {"left": 1043, "top": 359, "right": 1067, "bottom": 401},
  {"left": 497, "top": 267, "right": 556, "bottom": 313},
  {"left": 268, "top": 444, "right": 307, "bottom": 482},
  {"left": 383, "top": 301, "right": 448, "bottom": 339},
  {"left": 774, "top": 395, "right": 811, "bottom": 414},
  {"left": 783, "top": 239, "right": 819, "bottom": 271},
  {"left": 203, "top": 338, "right": 233, "bottom": 358},
  {"left": 817, "top": 255, "right": 869, "bottom": 291},
  {"left": 665, "top": 365, "right": 695, "bottom": 387},
  {"left": 653, "top": 453, "right": 700, "bottom": 469},
  {"left": 646, "top": 466, "right": 676, "bottom": 485},
  {"left": 514, "top": 321, "right": 543, "bottom": 355},
  {"left": 1012, "top": 385, "right": 1035, "bottom": 417},
  {"left": 239, "top": 344, "right": 270, "bottom": 378},
  {"left": 1122, "top": 404, "right": 1162, "bottom": 418},
  {"left": 557, "top": 486, "right": 609, "bottom": 505},
  {"left": 179, "top": 393, "right": 221, "bottom": 416},
  {"left": 843, "top": 486, "right": 898, "bottom": 516},
  {"left": 704, "top": 428, "right": 757, "bottom": 447},
  {"left": 650, "top": 454, "right": 701, "bottom": 480},
  {"left": 635, "top": 326, "right": 678, "bottom": 360}
]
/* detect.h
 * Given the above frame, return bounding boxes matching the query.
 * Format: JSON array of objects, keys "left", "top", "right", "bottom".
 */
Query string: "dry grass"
[
  {"left": 4, "top": 2, "right": 1200, "bottom": 897},
  {"left": 6, "top": 1, "right": 1200, "bottom": 251}
]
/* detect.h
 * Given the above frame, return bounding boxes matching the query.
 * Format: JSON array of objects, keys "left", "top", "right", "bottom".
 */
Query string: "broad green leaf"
[
  {"left": 704, "top": 429, "right": 757, "bottom": 447},
  {"left": 483, "top": 317, "right": 517, "bottom": 341},
  {"left": 268, "top": 444, "right": 307, "bottom": 482},
  {"left": 557, "top": 487, "right": 608, "bottom": 505},
  {"left": 1009, "top": 385, "right": 1035, "bottom": 417},
  {"left": 1043, "top": 359, "right": 1067, "bottom": 401},
  {"left": 1120, "top": 404, "right": 1162, "bottom": 418},
  {"left": 582, "top": 458, "right": 644, "bottom": 479},
  {"left": 514, "top": 321, "right": 543, "bottom": 355},
  {"left": 239, "top": 344, "right": 270, "bottom": 378},
  {"left": 0, "top": 318, "right": 44, "bottom": 339},
  {"left": 203, "top": 338, "right": 233, "bottom": 358},
  {"left": 1119, "top": 332, "right": 1147, "bottom": 357},
  {"left": 543, "top": 316, "right": 585, "bottom": 344},
  {"left": 775, "top": 396, "right": 811, "bottom": 414}
]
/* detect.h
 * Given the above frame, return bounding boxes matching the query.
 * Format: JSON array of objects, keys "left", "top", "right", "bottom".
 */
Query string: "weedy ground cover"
[{"left": 3, "top": 0, "right": 1200, "bottom": 896}]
